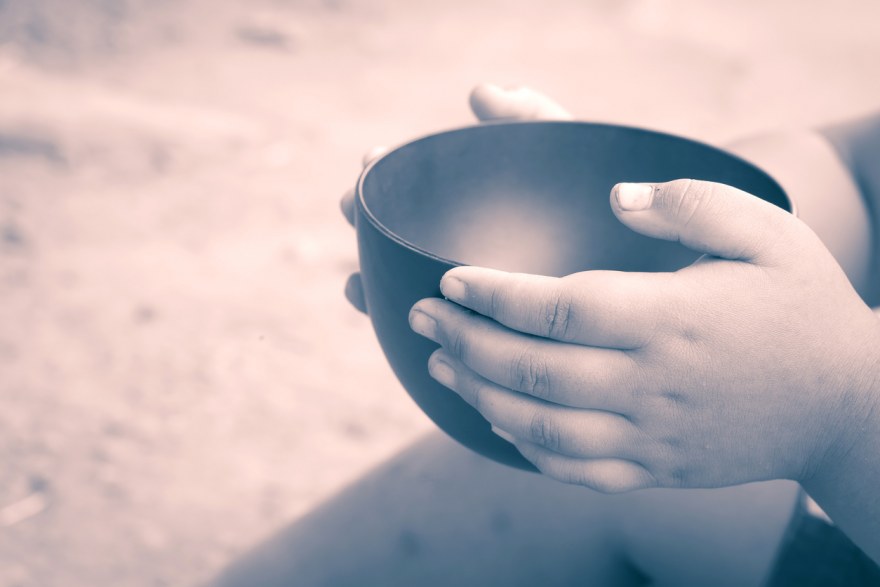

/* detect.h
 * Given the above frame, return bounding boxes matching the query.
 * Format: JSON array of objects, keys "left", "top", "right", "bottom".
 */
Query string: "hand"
[
  {"left": 409, "top": 179, "right": 880, "bottom": 493},
  {"left": 726, "top": 131, "right": 873, "bottom": 299},
  {"left": 340, "top": 83, "right": 571, "bottom": 313}
]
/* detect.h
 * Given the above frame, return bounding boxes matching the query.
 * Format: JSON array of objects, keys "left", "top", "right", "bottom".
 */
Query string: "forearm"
[
  {"left": 727, "top": 115, "right": 880, "bottom": 563},
  {"left": 821, "top": 112, "right": 880, "bottom": 216},
  {"left": 821, "top": 112, "right": 880, "bottom": 305},
  {"left": 801, "top": 372, "right": 880, "bottom": 565}
]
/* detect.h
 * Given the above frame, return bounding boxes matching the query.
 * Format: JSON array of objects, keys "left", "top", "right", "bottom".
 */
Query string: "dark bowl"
[{"left": 355, "top": 121, "right": 791, "bottom": 471}]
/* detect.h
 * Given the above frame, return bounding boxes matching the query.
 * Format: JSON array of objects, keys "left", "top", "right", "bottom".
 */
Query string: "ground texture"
[{"left": 0, "top": 1, "right": 878, "bottom": 585}]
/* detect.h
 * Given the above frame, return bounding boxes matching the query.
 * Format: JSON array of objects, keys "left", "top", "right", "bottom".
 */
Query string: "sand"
[{"left": 0, "top": 0, "right": 878, "bottom": 584}]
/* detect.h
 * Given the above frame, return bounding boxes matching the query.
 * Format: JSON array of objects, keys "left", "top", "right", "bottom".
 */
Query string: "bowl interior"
[
  {"left": 361, "top": 122, "right": 789, "bottom": 277},
  {"left": 357, "top": 121, "right": 790, "bottom": 470}
]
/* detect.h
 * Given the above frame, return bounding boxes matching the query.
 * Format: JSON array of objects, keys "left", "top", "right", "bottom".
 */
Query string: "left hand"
[
  {"left": 409, "top": 179, "right": 880, "bottom": 493},
  {"left": 340, "top": 83, "right": 570, "bottom": 313}
]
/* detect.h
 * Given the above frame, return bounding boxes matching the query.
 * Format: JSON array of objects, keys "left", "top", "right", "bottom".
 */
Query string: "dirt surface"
[{"left": 0, "top": 1, "right": 878, "bottom": 585}]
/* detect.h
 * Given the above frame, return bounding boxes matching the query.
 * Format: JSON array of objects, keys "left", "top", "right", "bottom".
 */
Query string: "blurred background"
[{"left": 0, "top": 0, "right": 878, "bottom": 585}]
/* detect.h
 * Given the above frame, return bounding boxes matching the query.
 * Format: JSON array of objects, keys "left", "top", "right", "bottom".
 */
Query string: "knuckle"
[
  {"left": 452, "top": 366, "right": 488, "bottom": 413},
  {"left": 488, "top": 286, "right": 507, "bottom": 321},
  {"left": 467, "top": 378, "right": 487, "bottom": 413},
  {"left": 511, "top": 349, "right": 551, "bottom": 398},
  {"left": 556, "top": 465, "right": 588, "bottom": 486},
  {"left": 544, "top": 287, "right": 574, "bottom": 340},
  {"left": 625, "top": 377, "right": 655, "bottom": 406},
  {"left": 528, "top": 411, "right": 563, "bottom": 452},
  {"left": 656, "top": 465, "right": 689, "bottom": 488},
  {"left": 619, "top": 352, "right": 664, "bottom": 404},
  {"left": 638, "top": 449, "right": 679, "bottom": 489},
  {"left": 660, "top": 434, "right": 685, "bottom": 450},
  {"left": 445, "top": 327, "right": 469, "bottom": 360},
  {"left": 654, "top": 179, "right": 710, "bottom": 232},
  {"left": 671, "top": 467, "right": 689, "bottom": 487}
]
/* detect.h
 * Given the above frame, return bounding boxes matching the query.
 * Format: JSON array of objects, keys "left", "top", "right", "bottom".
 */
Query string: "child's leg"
[
  {"left": 208, "top": 432, "right": 799, "bottom": 587},
  {"left": 616, "top": 482, "right": 801, "bottom": 587},
  {"left": 209, "top": 432, "right": 643, "bottom": 587}
]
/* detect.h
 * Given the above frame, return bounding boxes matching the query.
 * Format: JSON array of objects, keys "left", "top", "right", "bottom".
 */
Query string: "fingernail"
[
  {"left": 428, "top": 354, "right": 455, "bottom": 387},
  {"left": 409, "top": 309, "right": 437, "bottom": 341},
  {"left": 491, "top": 426, "right": 516, "bottom": 444},
  {"left": 615, "top": 183, "right": 654, "bottom": 211},
  {"left": 440, "top": 275, "right": 467, "bottom": 303}
]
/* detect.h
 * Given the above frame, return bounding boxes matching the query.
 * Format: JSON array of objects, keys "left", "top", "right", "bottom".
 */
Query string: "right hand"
[{"left": 340, "top": 83, "right": 572, "bottom": 313}]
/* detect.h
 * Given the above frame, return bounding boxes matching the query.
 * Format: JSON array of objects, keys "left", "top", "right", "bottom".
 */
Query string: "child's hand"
[
  {"left": 409, "top": 179, "right": 880, "bottom": 492},
  {"left": 340, "top": 84, "right": 571, "bottom": 313}
]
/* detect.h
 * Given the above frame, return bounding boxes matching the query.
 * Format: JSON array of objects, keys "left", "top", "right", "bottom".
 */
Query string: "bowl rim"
[{"left": 355, "top": 119, "right": 795, "bottom": 268}]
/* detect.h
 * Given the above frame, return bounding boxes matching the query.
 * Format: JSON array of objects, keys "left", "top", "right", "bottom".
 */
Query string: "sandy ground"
[{"left": 0, "top": 0, "right": 878, "bottom": 585}]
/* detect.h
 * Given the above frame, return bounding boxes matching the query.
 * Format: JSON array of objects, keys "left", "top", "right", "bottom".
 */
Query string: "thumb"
[
  {"left": 469, "top": 83, "right": 572, "bottom": 122},
  {"left": 610, "top": 179, "right": 797, "bottom": 264}
]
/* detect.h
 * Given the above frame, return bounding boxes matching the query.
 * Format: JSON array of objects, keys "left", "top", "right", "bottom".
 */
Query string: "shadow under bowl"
[{"left": 356, "top": 121, "right": 790, "bottom": 471}]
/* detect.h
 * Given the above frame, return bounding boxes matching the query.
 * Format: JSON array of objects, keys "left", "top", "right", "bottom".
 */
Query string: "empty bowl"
[{"left": 355, "top": 121, "right": 791, "bottom": 471}]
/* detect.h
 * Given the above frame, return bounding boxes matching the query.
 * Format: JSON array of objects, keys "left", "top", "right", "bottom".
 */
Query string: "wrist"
[
  {"left": 804, "top": 339, "right": 880, "bottom": 486},
  {"left": 799, "top": 324, "right": 880, "bottom": 555}
]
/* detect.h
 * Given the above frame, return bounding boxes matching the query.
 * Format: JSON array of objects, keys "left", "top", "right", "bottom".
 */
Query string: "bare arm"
[
  {"left": 807, "top": 113, "right": 880, "bottom": 563},
  {"left": 416, "top": 110, "right": 880, "bottom": 565},
  {"left": 823, "top": 111, "right": 880, "bottom": 305},
  {"left": 698, "top": 115, "right": 880, "bottom": 564}
]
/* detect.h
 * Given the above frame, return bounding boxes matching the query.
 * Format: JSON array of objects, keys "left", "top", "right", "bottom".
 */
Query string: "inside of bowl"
[{"left": 361, "top": 122, "right": 789, "bottom": 277}]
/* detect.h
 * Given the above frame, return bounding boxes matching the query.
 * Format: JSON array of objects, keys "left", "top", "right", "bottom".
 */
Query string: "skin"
[
  {"left": 208, "top": 433, "right": 799, "bottom": 587},
  {"left": 311, "top": 84, "right": 803, "bottom": 587},
  {"left": 408, "top": 105, "right": 880, "bottom": 563},
  {"left": 206, "top": 86, "right": 880, "bottom": 586}
]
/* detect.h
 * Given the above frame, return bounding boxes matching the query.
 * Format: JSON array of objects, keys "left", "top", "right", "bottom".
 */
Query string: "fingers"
[
  {"left": 347, "top": 82, "right": 567, "bottom": 223},
  {"left": 340, "top": 188, "right": 356, "bottom": 227},
  {"left": 610, "top": 179, "right": 799, "bottom": 265},
  {"left": 340, "top": 146, "right": 389, "bottom": 228},
  {"left": 513, "top": 440, "right": 657, "bottom": 493},
  {"left": 340, "top": 146, "right": 384, "bottom": 310},
  {"left": 469, "top": 82, "right": 572, "bottom": 122},
  {"left": 440, "top": 266, "right": 666, "bottom": 349},
  {"left": 346, "top": 81, "right": 568, "bottom": 310},
  {"left": 428, "top": 349, "right": 643, "bottom": 460},
  {"left": 345, "top": 273, "right": 367, "bottom": 313},
  {"left": 345, "top": 81, "right": 567, "bottom": 225},
  {"left": 409, "top": 297, "right": 642, "bottom": 412}
]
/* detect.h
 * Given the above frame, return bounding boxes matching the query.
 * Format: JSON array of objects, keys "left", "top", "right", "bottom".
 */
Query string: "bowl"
[{"left": 355, "top": 121, "right": 791, "bottom": 471}]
